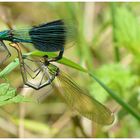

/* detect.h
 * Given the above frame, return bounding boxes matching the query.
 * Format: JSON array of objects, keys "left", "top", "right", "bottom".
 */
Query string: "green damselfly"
[
  {"left": 0, "top": 41, "right": 115, "bottom": 125},
  {"left": 14, "top": 49, "right": 114, "bottom": 125},
  {"left": 19, "top": 53, "right": 115, "bottom": 125}
]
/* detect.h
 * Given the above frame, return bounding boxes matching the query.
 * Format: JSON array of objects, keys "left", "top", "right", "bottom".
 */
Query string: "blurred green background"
[{"left": 0, "top": 2, "right": 140, "bottom": 138}]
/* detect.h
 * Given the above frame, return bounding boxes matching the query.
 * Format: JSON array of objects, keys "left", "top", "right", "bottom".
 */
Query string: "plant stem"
[
  {"left": 89, "top": 72, "right": 140, "bottom": 121},
  {"left": 110, "top": 2, "right": 121, "bottom": 62}
]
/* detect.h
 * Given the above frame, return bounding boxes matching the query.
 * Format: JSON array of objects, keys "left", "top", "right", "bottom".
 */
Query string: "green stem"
[
  {"left": 89, "top": 72, "right": 140, "bottom": 121},
  {"left": 110, "top": 2, "right": 121, "bottom": 62},
  {"left": 1, "top": 53, "right": 140, "bottom": 122}
]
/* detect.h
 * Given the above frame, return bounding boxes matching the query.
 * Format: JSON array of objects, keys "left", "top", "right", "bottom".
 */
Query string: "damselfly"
[
  {"left": 21, "top": 53, "right": 114, "bottom": 125},
  {"left": 0, "top": 19, "right": 115, "bottom": 125},
  {"left": 6, "top": 43, "right": 115, "bottom": 125},
  {"left": 0, "top": 19, "right": 73, "bottom": 64}
]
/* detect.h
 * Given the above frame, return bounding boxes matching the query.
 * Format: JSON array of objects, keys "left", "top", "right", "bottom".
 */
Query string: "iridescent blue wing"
[{"left": 12, "top": 20, "right": 74, "bottom": 52}]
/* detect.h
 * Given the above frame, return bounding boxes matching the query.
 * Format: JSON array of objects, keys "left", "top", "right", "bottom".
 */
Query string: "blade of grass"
[
  {"left": 0, "top": 58, "right": 19, "bottom": 77},
  {"left": 110, "top": 2, "right": 121, "bottom": 62},
  {"left": 2, "top": 53, "right": 140, "bottom": 121},
  {"left": 23, "top": 51, "right": 87, "bottom": 72},
  {"left": 88, "top": 72, "right": 140, "bottom": 121}
]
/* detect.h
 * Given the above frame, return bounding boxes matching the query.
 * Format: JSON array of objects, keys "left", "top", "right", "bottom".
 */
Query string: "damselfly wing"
[
  {"left": 17, "top": 53, "right": 115, "bottom": 124},
  {"left": 48, "top": 63, "right": 115, "bottom": 125},
  {"left": 0, "top": 19, "right": 75, "bottom": 62}
]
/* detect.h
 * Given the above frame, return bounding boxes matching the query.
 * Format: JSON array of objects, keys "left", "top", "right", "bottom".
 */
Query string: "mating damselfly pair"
[{"left": 0, "top": 19, "right": 114, "bottom": 125}]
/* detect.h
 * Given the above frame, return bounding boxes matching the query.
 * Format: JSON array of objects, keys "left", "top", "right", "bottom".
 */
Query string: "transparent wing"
[{"left": 55, "top": 70, "right": 114, "bottom": 125}]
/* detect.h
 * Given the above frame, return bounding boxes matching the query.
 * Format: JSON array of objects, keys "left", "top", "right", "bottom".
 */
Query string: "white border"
[
  {"left": 0, "top": 0, "right": 139, "bottom": 2},
  {"left": 0, "top": 0, "right": 139, "bottom": 139},
  {"left": 0, "top": 138, "right": 139, "bottom": 139}
]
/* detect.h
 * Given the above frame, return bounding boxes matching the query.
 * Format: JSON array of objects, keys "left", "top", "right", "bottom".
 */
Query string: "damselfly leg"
[
  {"left": 9, "top": 42, "right": 59, "bottom": 90},
  {"left": 21, "top": 55, "right": 59, "bottom": 90},
  {"left": 48, "top": 49, "right": 64, "bottom": 62},
  {"left": 0, "top": 41, "right": 11, "bottom": 65}
]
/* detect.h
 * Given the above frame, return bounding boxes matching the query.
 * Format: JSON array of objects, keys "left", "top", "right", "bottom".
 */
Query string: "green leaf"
[
  {"left": 90, "top": 63, "right": 138, "bottom": 101},
  {"left": 0, "top": 83, "right": 32, "bottom": 106},
  {"left": 0, "top": 83, "right": 10, "bottom": 95},
  {"left": 23, "top": 51, "right": 57, "bottom": 58},
  {"left": 112, "top": 4, "right": 140, "bottom": 57},
  {"left": 58, "top": 57, "right": 87, "bottom": 72},
  {"left": 0, "top": 58, "right": 19, "bottom": 77},
  {"left": 0, "top": 88, "right": 16, "bottom": 102},
  {"left": 23, "top": 51, "right": 87, "bottom": 72}
]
